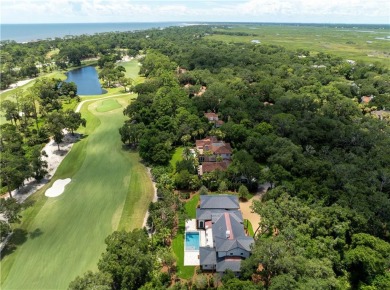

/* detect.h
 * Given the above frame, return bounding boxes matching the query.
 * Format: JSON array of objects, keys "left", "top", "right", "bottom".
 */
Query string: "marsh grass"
[{"left": 209, "top": 25, "right": 390, "bottom": 66}]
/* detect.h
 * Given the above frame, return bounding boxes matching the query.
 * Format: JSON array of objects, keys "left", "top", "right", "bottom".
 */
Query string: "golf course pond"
[{"left": 65, "top": 66, "right": 106, "bottom": 95}]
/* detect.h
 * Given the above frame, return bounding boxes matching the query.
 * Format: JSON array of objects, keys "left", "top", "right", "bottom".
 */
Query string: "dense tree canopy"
[
  {"left": 117, "top": 25, "right": 389, "bottom": 289},
  {"left": 1, "top": 24, "right": 389, "bottom": 290}
]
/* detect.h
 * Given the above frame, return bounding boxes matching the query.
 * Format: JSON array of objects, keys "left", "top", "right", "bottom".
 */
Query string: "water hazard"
[{"left": 65, "top": 66, "right": 105, "bottom": 95}]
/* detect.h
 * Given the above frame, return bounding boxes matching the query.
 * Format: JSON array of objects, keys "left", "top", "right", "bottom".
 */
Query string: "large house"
[
  {"left": 196, "top": 195, "right": 254, "bottom": 274},
  {"left": 195, "top": 136, "right": 232, "bottom": 176},
  {"left": 196, "top": 136, "right": 232, "bottom": 163}
]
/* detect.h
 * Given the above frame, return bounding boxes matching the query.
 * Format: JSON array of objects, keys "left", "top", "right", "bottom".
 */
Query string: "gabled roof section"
[
  {"left": 213, "top": 213, "right": 246, "bottom": 248},
  {"left": 215, "top": 237, "right": 238, "bottom": 252},
  {"left": 196, "top": 136, "right": 232, "bottom": 155},
  {"left": 196, "top": 136, "right": 218, "bottom": 149},
  {"left": 201, "top": 162, "right": 229, "bottom": 174},
  {"left": 199, "top": 247, "right": 217, "bottom": 265},
  {"left": 204, "top": 112, "right": 219, "bottom": 120},
  {"left": 211, "top": 143, "right": 232, "bottom": 154},
  {"left": 197, "top": 208, "right": 242, "bottom": 221},
  {"left": 237, "top": 237, "right": 255, "bottom": 252},
  {"left": 216, "top": 258, "right": 242, "bottom": 272},
  {"left": 200, "top": 195, "right": 239, "bottom": 210}
]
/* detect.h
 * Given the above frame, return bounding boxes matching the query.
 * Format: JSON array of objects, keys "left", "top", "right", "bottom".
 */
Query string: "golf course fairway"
[{"left": 1, "top": 94, "right": 154, "bottom": 289}]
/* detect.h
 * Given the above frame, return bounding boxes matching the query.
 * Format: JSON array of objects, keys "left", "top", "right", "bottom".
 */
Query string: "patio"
[{"left": 184, "top": 219, "right": 200, "bottom": 266}]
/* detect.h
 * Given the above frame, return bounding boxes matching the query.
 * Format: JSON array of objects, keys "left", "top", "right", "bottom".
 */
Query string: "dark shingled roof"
[
  {"left": 200, "top": 195, "right": 239, "bottom": 210},
  {"left": 237, "top": 237, "right": 254, "bottom": 252},
  {"left": 213, "top": 212, "right": 253, "bottom": 252},
  {"left": 196, "top": 209, "right": 243, "bottom": 222},
  {"left": 197, "top": 194, "right": 254, "bottom": 273},
  {"left": 216, "top": 258, "right": 242, "bottom": 272},
  {"left": 200, "top": 247, "right": 217, "bottom": 266}
]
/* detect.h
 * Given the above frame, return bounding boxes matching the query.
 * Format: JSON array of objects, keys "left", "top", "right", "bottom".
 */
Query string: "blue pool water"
[{"left": 185, "top": 232, "right": 200, "bottom": 250}]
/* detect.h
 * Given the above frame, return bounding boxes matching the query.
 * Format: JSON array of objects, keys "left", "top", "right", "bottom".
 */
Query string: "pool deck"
[{"left": 184, "top": 219, "right": 201, "bottom": 266}]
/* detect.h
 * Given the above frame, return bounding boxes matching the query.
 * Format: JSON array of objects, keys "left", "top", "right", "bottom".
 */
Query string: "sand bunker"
[{"left": 45, "top": 178, "right": 71, "bottom": 197}]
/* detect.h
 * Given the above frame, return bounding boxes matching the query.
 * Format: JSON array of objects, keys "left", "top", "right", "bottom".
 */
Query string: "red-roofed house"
[
  {"left": 361, "top": 95, "right": 374, "bottom": 104},
  {"left": 198, "top": 161, "right": 229, "bottom": 176},
  {"left": 204, "top": 112, "right": 224, "bottom": 128},
  {"left": 195, "top": 136, "right": 232, "bottom": 176},
  {"left": 196, "top": 136, "right": 232, "bottom": 163}
]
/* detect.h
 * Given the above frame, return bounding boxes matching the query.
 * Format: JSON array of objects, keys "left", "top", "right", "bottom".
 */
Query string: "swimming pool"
[{"left": 185, "top": 232, "right": 200, "bottom": 251}]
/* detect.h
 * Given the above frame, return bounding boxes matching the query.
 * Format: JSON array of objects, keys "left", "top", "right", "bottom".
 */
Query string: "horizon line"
[{"left": 1, "top": 21, "right": 389, "bottom": 26}]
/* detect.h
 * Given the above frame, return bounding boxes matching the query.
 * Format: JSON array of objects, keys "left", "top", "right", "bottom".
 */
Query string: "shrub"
[{"left": 198, "top": 185, "right": 208, "bottom": 195}]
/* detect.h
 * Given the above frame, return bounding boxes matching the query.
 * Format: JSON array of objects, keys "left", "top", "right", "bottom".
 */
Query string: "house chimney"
[{"left": 226, "top": 230, "right": 230, "bottom": 239}]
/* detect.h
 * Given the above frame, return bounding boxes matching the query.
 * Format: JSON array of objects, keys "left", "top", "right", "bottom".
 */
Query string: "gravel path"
[
  {"left": 0, "top": 78, "right": 36, "bottom": 94},
  {"left": 4, "top": 132, "right": 80, "bottom": 203},
  {"left": 239, "top": 195, "right": 261, "bottom": 229},
  {"left": 239, "top": 183, "right": 271, "bottom": 231}
]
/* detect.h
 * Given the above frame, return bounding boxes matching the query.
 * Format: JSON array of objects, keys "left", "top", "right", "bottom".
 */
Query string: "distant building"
[
  {"left": 204, "top": 112, "right": 224, "bottom": 128},
  {"left": 361, "top": 95, "right": 374, "bottom": 104},
  {"left": 195, "top": 86, "right": 207, "bottom": 96},
  {"left": 371, "top": 110, "right": 390, "bottom": 121},
  {"left": 176, "top": 67, "right": 187, "bottom": 75}
]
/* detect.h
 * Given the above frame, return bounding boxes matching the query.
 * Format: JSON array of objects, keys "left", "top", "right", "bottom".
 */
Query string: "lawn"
[
  {"left": 170, "top": 147, "right": 184, "bottom": 171},
  {"left": 96, "top": 99, "right": 122, "bottom": 112},
  {"left": 244, "top": 219, "right": 254, "bottom": 237},
  {"left": 119, "top": 59, "right": 145, "bottom": 84},
  {"left": 172, "top": 193, "right": 199, "bottom": 280},
  {"left": 185, "top": 194, "right": 199, "bottom": 219},
  {"left": 0, "top": 92, "right": 154, "bottom": 289}
]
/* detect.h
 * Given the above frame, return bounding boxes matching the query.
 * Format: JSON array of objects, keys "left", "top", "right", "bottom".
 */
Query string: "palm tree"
[{"left": 182, "top": 147, "right": 191, "bottom": 160}]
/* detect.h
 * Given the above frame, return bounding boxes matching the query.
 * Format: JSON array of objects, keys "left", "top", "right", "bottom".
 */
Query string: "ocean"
[{"left": 0, "top": 22, "right": 192, "bottom": 43}]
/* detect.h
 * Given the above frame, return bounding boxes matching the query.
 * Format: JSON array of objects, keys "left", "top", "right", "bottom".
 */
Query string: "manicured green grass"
[
  {"left": 119, "top": 60, "right": 145, "bottom": 84},
  {"left": 244, "top": 219, "right": 254, "bottom": 237},
  {"left": 61, "top": 98, "right": 80, "bottom": 111},
  {"left": 172, "top": 194, "right": 199, "bottom": 280},
  {"left": 208, "top": 25, "right": 390, "bottom": 67},
  {"left": 120, "top": 60, "right": 140, "bottom": 80},
  {"left": 170, "top": 147, "right": 184, "bottom": 172},
  {"left": 96, "top": 99, "right": 122, "bottom": 112},
  {"left": 1, "top": 93, "right": 154, "bottom": 289},
  {"left": 46, "top": 48, "right": 60, "bottom": 59},
  {"left": 172, "top": 221, "right": 195, "bottom": 280},
  {"left": 117, "top": 151, "right": 154, "bottom": 231},
  {"left": 185, "top": 194, "right": 199, "bottom": 219}
]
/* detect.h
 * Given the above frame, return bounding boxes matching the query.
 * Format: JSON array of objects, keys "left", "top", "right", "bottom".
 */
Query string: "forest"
[{"left": 1, "top": 24, "right": 389, "bottom": 289}]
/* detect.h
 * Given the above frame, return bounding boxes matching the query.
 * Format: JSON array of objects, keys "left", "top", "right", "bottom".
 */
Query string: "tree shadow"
[
  {"left": 0, "top": 228, "right": 28, "bottom": 260},
  {"left": 121, "top": 144, "right": 138, "bottom": 152},
  {"left": 53, "top": 149, "right": 69, "bottom": 156},
  {"left": 74, "top": 134, "right": 88, "bottom": 142},
  {"left": 23, "top": 198, "right": 36, "bottom": 209},
  {"left": 29, "top": 228, "right": 43, "bottom": 239}
]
